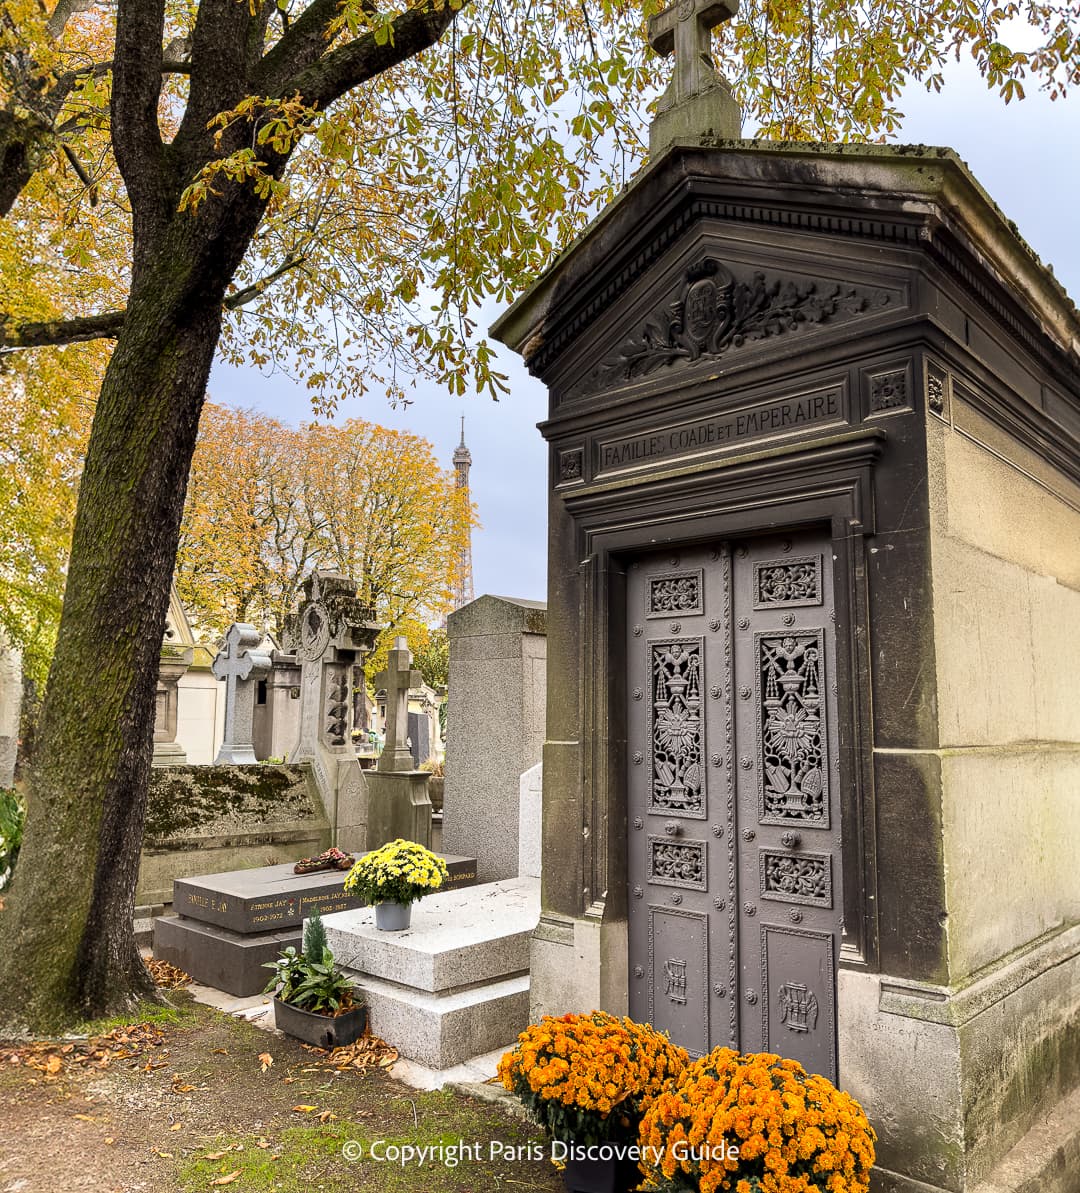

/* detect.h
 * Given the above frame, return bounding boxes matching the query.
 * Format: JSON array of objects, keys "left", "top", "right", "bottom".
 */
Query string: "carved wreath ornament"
[{"left": 574, "top": 257, "right": 887, "bottom": 393}]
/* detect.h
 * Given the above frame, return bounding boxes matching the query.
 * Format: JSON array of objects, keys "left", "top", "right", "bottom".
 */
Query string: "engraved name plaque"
[{"left": 598, "top": 388, "right": 844, "bottom": 476}]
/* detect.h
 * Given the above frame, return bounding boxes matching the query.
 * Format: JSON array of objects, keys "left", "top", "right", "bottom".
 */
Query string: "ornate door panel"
[
  {"left": 732, "top": 532, "right": 841, "bottom": 1082},
  {"left": 627, "top": 546, "right": 738, "bottom": 1057},
  {"left": 626, "top": 531, "right": 842, "bottom": 1081}
]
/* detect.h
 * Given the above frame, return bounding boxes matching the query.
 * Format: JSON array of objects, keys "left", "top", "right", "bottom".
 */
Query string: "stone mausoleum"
[{"left": 493, "top": 112, "right": 1080, "bottom": 1193}]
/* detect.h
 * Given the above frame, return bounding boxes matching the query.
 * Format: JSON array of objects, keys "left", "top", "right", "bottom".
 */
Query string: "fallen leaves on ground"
[
  {"left": 299, "top": 1033, "right": 398, "bottom": 1072},
  {"left": 257, "top": 1052, "right": 273, "bottom": 1072},
  {"left": 0, "top": 1023, "right": 170, "bottom": 1076},
  {"left": 145, "top": 957, "right": 191, "bottom": 988}
]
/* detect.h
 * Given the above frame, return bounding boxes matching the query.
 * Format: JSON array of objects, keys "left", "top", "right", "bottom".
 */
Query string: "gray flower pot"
[{"left": 375, "top": 901, "right": 412, "bottom": 931}]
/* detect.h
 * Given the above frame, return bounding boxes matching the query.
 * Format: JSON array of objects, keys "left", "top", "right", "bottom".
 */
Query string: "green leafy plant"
[
  {"left": 0, "top": 788, "right": 25, "bottom": 891},
  {"left": 343, "top": 839, "right": 448, "bottom": 907},
  {"left": 263, "top": 911, "right": 360, "bottom": 1017}
]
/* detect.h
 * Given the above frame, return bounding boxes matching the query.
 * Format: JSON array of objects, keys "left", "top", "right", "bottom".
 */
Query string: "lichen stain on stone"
[{"left": 145, "top": 764, "right": 319, "bottom": 842}]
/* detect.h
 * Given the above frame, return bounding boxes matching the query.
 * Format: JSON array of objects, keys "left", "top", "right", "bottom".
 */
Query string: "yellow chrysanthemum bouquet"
[
  {"left": 343, "top": 838, "right": 449, "bottom": 907},
  {"left": 499, "top": 1011, "right": 688, "bottom": 1147},
  {"left": 638, "top": 1048, "right": 876, "bottom": 1193}
]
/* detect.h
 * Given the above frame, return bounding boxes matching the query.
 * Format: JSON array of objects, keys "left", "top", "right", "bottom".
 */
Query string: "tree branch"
[
  {"left": 0, "top": 310, "right": 125, "bottom": 350},
  {"left": 110, "top": 0, "right": 168, "bottom": 226},
  {"left": 1, "top": 255, "right": 306, "bottom": 350},
  {"left": 224, "top": 254, "right": 307, "bottom": 310},
  {"left": 289, "top": 0, "right": 465, "bottom": 113}
]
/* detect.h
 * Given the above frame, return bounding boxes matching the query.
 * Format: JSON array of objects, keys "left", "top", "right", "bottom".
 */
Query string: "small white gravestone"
[{"left": 212, "top": 623, "right": 272, "bottom": 765}]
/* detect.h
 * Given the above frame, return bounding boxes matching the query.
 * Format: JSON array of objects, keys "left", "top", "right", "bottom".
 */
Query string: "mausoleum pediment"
[{"left": 556, "top": 245, "right": 904, "bottom": 403}]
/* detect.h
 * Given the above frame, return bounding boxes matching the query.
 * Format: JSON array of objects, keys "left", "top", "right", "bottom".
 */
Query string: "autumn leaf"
[
  {"left": 318, "top": 1110, "right": 337, "bottom": 1123},
  {"left": 210, "top": 1173, "right": 242, "bottom": 1187},
  {"left": 45, "top": 1057, "right": 62, "bottom": 1075},
  {"left": 291, "top": 1105, "right": 318, "bottom": 1113},
  {"left": 257, "top": 1053, "right": 273, "bottom": 1072}
]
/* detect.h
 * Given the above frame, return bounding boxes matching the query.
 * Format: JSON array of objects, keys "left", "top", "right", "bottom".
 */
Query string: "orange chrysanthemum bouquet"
[
  {"left": 638, "top": 1048, "right": 876, "bottom": 1193},
  {"left": 499, "top": 1011, "right": 688, "bottom": 1147}
]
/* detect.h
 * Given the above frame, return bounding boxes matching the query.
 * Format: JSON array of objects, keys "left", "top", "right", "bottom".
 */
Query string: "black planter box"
[
  {"left": 562, "top": 1156, "right": 640, "bottom": 1193},
  {"left": 272, "top": 997, "right": 368, "bottom": 1049}
]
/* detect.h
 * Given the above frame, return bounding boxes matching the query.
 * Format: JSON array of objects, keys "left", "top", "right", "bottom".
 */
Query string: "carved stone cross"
[
  {"left": 648, "top": 0, "right": 737, "bottom": 108},
  {"left": 374, "top": 636, "right": 421, "bottom": 773},
  {"left": 212, "top": 623, "right": 272, "bottom": 764}
]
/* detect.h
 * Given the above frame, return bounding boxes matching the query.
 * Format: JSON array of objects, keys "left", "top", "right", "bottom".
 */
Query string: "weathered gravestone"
[
  {"left": 443, "top": 595, "right": 547, "bottom": 882},
  {"left": 212, "top": 623, "right": 272, "bottom": 765},
  {"left": 365, "top": 637, "right": 432, "bottom": 848},
  {"left": 0, "top": 641, "right": 20, "bottom": 789},
  {"left": 491, "top": 8, "right": 1080, "bottom": 1189},
  {"left": 283, "top": 572, "right": 380, "bottom": 852}
]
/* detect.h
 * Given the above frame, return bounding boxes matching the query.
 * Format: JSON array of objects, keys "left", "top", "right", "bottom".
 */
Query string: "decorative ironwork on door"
[{"left": 627, "top": 533, "right": 842, "bottom": 1082}]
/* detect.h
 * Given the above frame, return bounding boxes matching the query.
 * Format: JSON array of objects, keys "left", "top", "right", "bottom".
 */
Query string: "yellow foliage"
[{"left": 174, "top": 404, "right": 476, "bottom": 656}]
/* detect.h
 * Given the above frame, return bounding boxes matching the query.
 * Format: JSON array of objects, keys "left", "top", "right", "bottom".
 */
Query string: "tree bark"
[{"left": 0, "top": 259, "right": 223, "bottom": 1029}]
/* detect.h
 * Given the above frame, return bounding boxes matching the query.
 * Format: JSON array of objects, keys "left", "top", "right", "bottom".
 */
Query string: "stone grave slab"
[{"left": 154, "top": 855, "right": 478, "bottom": 996}]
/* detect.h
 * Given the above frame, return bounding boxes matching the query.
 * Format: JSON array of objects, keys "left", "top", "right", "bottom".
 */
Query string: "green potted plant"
[
  {"left": 342, "top": 838, "right": 449, "bottom": 930},
  {"left": 264, "top": 911, "right": 367, "bottom": 1048}
]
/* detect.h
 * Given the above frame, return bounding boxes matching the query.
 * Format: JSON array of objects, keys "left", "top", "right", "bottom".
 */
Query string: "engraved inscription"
[
  {"left": 649, "top": 836, "right": 707, "bottom": 890},
  {"left": 778, "top": 982, "right": 819, "bottom": 1033},
  {"left": 665, "top": 958, "right": 688, "bottom": 1005},
  {"left": 650, "top": 639, "right": 704, "bottom": 815},
  {"left": 599, "top": 389, "right": 844, "bottom": 473},
  {"left": 754, "top": 556, "right": 821, "bottom": 608},
  {"left": 760, "top": 850, "right": 832, "bottom": 907},
  {"left": 648, "top": 570, "right": 703, "bottom": 616}
]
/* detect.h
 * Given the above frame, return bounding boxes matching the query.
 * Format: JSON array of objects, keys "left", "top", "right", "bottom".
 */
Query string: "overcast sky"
[{"left": 209, "top": 58, "right": 1080, "bottom": 606}]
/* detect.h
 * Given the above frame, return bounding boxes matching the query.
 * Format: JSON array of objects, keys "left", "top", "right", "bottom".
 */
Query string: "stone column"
[
  {"left": 152, "top": 647, "right": 194, "bottom": 767},
  {"left": 442, "top": 596, "right": 547, "bottom": 882}
]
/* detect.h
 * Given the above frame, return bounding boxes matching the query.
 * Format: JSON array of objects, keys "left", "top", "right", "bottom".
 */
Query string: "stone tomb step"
[
  {"left": 153, "top": 915, "right": 301, "bottom": 998},
  {"left": 322, "top": 876, "right": 539, "bottom": 1069},
  {"left": 172, "top": 856, "right": 478, "bottom": 933}
]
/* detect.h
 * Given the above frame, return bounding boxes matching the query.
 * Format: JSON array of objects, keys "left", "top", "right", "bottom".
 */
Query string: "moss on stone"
[{"left": 145, "top": 765, "right": 320, "bottom": 843}]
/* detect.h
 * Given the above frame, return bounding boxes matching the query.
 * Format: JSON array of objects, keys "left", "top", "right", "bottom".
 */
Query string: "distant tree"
[{"left": 175, "top": 405, "right": 472, "bottom": 653}]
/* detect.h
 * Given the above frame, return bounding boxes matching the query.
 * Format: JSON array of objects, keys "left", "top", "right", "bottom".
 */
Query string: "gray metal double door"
[{"left": 626, "top": 531, "right": 841, "bottom": 1081}]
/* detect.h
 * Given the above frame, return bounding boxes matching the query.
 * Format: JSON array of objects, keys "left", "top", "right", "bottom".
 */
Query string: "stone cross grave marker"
[
  {"left": 212, "top": 623, "right": 272, "bottom": 764},
  {"left": 375, "top": 636, "right": 421, "bottom": 773},
  {"left": 648, "top": 0, "right": 738, "bottom": 109}
]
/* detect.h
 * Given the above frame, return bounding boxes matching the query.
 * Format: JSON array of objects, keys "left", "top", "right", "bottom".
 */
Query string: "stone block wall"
[
  {"left": 136, "top": 763, "right": 330, "bottom": 907},
  {"left": 927, "top": 407, "right": 1080, "bottom": 979}
]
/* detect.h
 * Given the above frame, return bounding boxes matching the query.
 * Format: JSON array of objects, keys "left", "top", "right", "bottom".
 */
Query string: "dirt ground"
[{"left": 0, "top": 995, "right": 564, "bottom": 1193}]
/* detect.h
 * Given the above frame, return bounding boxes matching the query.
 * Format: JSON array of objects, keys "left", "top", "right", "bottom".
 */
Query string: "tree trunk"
[{"left": 0, "top": 264, "right": 223, "bottom": 1032}]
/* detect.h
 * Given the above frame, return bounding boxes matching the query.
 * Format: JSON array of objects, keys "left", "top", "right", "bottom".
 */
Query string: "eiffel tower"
[{"left": 452, "top": 416, "right": 474, "bottom": 609}]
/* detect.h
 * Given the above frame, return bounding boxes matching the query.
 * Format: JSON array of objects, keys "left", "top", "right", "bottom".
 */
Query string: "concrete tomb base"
[{"left": 323, "top": 876, "right": 539, "bottom": 1069}]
